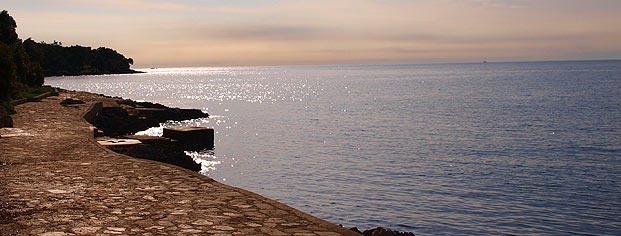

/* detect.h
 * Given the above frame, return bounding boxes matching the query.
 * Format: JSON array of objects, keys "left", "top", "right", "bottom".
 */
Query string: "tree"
[
  {"left": 0, "top": 44, "right": 15, "bottom": 100},
  {"left": 0, "top": 10, "right": 18, "bottom": 45}
]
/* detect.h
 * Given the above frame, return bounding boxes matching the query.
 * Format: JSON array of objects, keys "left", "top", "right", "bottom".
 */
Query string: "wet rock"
[
  {"left": 349, "top": 227, "right": 362, "bottom": 234},
  {"left": 360, "top": 227, "right": 415, "bottom": 236}
]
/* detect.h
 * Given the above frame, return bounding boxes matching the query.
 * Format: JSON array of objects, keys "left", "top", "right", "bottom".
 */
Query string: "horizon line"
[{"left": 133, "top": 58, "right": 621, "bottom": 70}]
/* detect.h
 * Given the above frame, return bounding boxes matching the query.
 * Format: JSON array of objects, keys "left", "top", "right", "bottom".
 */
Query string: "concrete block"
[
  {"left": 163, "top": 127, "right": 214, "bottom": 149},
  {"left": 97, "top": 138, "right": 142, "bottom": 146}
]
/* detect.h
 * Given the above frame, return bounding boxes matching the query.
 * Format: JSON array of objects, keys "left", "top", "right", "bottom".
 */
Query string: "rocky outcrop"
[
  {"left": 350, "top": 227, "right": 415, "bottom": 236},
  {"left": 81, "top": 97, "right": 209, "bottom": 171},
  {"left": 92, "top": 98, "right": 208, "bottom": 137}
]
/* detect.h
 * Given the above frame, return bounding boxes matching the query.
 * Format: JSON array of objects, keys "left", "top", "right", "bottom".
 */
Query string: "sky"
[{"left": 3, "top": 0, "right": 621, "bottom": 67}]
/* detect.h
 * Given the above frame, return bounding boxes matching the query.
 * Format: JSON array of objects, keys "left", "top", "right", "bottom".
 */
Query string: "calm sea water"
[{"left": 46, "top": 61, "right": 621, "bottom": 235}]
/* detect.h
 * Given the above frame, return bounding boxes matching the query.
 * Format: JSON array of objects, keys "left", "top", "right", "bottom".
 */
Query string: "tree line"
[
  {"left": 0, "top": 10, "right": 137, "bottom": 127},
  {"left": 27, "top": 40, "right": 136, "bottom": 76}
]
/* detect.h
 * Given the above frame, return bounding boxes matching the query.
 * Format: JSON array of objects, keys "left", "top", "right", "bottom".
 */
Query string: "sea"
[{"left": 46, "top": 60, "right": 621, "bottom": 235}]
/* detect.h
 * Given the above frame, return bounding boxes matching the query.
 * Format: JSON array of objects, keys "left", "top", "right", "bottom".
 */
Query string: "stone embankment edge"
[
  {"left": 79, "top": 96, "right": 359, "bottom": 236},
  {"left": 12, "top": 90, "right": 60, "bottom": 106}
]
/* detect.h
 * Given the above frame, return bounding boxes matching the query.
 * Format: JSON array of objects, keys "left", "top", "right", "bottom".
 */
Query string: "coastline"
[
  {"left": 0, "top": 89, "right": 360, "bottom": 235},
  {"left": 44, "top": 69, "right": 145, "bottom": 77}
]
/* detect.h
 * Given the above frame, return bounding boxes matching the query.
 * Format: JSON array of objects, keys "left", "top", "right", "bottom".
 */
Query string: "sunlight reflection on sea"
[{"left": 46, "top": 61, "right": 621, "bottom": 235}]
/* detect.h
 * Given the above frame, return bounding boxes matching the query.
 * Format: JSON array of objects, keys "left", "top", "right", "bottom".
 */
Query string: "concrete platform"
[
  {"left": 96, "top": 138, "right": 142, "bottom": 147},
  {"left": 163, "top": 127, "right": 214, "bottom": 149}
]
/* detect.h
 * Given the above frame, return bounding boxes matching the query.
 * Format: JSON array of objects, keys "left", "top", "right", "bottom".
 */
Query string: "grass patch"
[{"left": 13, "top": 86, "right": 55, "bottom": 100}]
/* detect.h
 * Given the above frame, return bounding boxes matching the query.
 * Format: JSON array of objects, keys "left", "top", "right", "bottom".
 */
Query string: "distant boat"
[{"left": 482, "top": 60, "right": 488, "bottom": 63}]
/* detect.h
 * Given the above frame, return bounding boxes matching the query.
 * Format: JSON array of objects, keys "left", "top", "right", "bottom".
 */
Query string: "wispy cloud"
[
  {"left": 4, "top": 0, "right": 621, "bottom": 66},
  {"left": 474, "top": 0, "right": 528, "bottom": 8},
  {"left": 61, "top": 0, "right": 196, "bottom": 11}
]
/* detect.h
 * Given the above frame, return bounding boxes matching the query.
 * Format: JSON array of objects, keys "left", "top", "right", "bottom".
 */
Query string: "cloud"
[
  {"left": 60, "top": 0, "right": 196, "bottom": 11},
  {"left": 474, "top": 0, "right": 528, "bottom": 8},
  {"left": 4, "top": 0, "right": 621, "bottom": 66},
  {"left": 194, "top": 25, "right": 322, "bottom": 41}
]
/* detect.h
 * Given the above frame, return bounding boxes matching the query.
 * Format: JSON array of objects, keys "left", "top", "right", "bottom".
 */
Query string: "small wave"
[{"left": 577, "top": 146, "right": 619, "bottom": 153}]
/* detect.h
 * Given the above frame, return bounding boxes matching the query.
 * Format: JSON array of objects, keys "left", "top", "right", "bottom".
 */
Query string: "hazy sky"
[{"left": 3, "top": 0, "right": 621, "bottom": 67}]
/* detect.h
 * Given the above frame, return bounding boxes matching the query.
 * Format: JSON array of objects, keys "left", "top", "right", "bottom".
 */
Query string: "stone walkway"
[{"left": 0, "top": 90, "right": 359, "bottom": 236}]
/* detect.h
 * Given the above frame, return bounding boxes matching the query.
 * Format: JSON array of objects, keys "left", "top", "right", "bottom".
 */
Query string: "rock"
[
  {"left": 60, "top": 98, "right": 85, "bottom": 105},
  {"left": 349, "top": 227, "right": 362, "bottom": 234},
  {"left": 360, "top": 227, "right": 415, "bottom": 236},
  {"left": 90, "top": 100, "right": 208, "bottom": 137},
  {"left": 135, "top": 107, "right": 167, "bottom": 117},
  {"left": 83, "top": 97, "right": 209, "bottom": 171},
  {"left": 0, "top": 115, "right": 13, "bottom": 128},
  {"left": 163, "top": 127, "right": 214, "bottom": 149},
  {"left": 82, "top": 102, "right": 102, "bottom": 124}
]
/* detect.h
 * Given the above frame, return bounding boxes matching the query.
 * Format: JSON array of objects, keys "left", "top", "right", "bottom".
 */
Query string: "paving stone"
[
  {"left": 192, "top": 219, "right": 214, "bottom": 226},
  {"left": 71, "top": 226, "right": 101, "bottom": 235},
  {"left": 213, "top": 225, "right": 235, "bottom": 231},
  {"left": 316, "top": 232, "right": 343, "bottom": 236},
  {"left": 39, "top": 232, "right": 74, "bottom": 236}
]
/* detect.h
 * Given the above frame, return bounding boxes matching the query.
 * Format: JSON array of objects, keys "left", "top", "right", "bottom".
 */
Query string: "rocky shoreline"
[
  {"left": 14, "top": 88, "right": 416, "bottom": 235},
  {"left": 1, "top": 89, "right": 360, "bottom": 235},
  {"left": 90, "top": 96, "right": 208, "bottom": 137},
  {"left": 82, "top": 91, "right": 416, "bottom": 236},
  {"left": 73, "top": 91, "right": 210, "bottom": 171}
]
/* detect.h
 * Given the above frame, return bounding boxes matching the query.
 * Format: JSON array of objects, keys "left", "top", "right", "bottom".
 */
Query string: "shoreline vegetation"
[{"left": 1, "top": 10, "right": 137, "bottom": 128}]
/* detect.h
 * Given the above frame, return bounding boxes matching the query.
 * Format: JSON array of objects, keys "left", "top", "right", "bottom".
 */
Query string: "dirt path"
[{"left": 0, "top": 90, "right": 358, "bottom": 236}]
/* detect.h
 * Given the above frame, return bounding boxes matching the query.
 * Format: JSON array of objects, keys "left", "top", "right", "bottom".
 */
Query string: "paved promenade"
[{"left": 0, "top": 90, "right": 358, "bottom": 236}]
